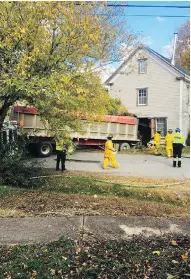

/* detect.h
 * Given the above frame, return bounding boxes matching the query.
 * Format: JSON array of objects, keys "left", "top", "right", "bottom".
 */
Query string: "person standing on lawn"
[
  {"left": 172, "top": 128, "right": 185, "bottom": 168},
  {"left": 103, "top": 134, "right": 119, "bottom": 169},
  {"left": 153, "top": 129, "right": 161, "bottom": 155},
  {"left": 165, "top": 129, "right": 174, "bottom": 158},
  {"left": 56, "top": 137, "right": 67, "bottom": 172}
]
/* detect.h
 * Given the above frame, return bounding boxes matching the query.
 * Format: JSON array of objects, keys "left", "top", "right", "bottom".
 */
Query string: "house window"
[
  {"left": 137, "top": 88, "right": 148, "bottom": 106},
  {"left": 139, "top": 59, "right": 147, "bottom": 74},
  {"left": 156, "top": 118, "right": 167, "bottom": 137}
]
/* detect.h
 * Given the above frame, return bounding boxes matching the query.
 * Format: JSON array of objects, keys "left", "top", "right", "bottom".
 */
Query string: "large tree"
[
  {"left": 176, "top": 20, "right": 190, "bottom": 70},
  {"left": 0, "top": 2, "right": 136, "bottom": 133}
]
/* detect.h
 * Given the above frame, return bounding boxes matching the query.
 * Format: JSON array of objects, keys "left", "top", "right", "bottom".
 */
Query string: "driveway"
[{"left": 37, "top": 152, "right": 190, "bottom": 180}]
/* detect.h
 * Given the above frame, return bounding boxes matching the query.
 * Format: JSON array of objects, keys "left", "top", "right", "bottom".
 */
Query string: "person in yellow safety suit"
[
  {"left": 103, "top": 134, "right": 119, "bottom": 169},
  {"left": 172, "top": 128, "right": 185, "bottom": 168},
  {"left": 153, "top": 129, "right": 161, "bottom": 155},
  {"left": 165, "top": 129, "right": 174, "bottom": 158}
]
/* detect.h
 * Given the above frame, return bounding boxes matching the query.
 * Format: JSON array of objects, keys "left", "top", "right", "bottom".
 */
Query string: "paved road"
[
  {"left": 0, "top": 216, "right": 189, "bottom": 244},
  {"left": 38, "top": 152, "right": 190, "bottom": 179}
]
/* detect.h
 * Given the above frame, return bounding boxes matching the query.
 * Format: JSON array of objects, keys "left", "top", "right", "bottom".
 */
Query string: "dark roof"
[
  {"left": 105, "top": 45, "right": 190, "bottom": 83},
  {"left": 146, "top": 46, "right": 190, "bottom": 76}
]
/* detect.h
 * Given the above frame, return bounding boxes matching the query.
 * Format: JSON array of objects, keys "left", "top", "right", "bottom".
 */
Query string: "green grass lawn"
[
  {"left": 0, "top": 234, "right": 189, "bottom": 279},
  {"left": 0, "top": 185, "right": 26, "bottom": 198},
  {"left": 0, "top": 173, "right": 189, "bottom": 217},
  {"left": 37, "top": 175, "right": 183, "bottom": 206}
]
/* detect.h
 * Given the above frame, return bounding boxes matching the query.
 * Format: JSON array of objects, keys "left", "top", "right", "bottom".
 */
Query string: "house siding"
[
  {"left": 182, "top": 81, "right": 190, "bottom": 141},
  {"left": 108, "top": 49, "right": 189, "bottom": 138}
]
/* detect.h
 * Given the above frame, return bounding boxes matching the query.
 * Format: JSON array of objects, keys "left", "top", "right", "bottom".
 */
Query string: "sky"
[
  {"left": 100, "top": 1, "right": 190, "bottom": 81},
  {"left": 124, "top": 1, "right": 190, "bottom": 56}
]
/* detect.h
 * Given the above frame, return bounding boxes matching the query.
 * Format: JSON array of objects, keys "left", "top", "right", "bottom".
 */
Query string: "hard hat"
[
  {"left": 107, "top": 134, "right": 113, "bottom": 139},
  {"left": 157, "top": 129, "right": 161, "bottom": 133},
  {"left": 168, "top": 129, "right": 173, "bottom": 133},
  {"left": 175, "top": 128, "right": 181, "bottom": 132}
]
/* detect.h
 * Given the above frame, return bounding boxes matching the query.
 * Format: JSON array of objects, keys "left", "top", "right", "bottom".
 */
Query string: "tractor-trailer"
[{"left": 11, "top": 105, "right": 139, "bottom": 157}]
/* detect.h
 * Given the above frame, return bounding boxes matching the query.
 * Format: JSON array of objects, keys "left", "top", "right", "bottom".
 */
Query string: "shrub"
[{"left": 0, "top": 138, "right": 43, "bottom": 188}]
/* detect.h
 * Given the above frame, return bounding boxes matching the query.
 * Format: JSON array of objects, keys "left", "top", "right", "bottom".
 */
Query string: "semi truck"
[{"left": 9, "top": 105, "right": 140, "bottom": 157}]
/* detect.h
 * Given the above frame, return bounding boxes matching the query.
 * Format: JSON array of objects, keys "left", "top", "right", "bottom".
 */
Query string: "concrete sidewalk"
[{"left": 0, "top": 216, "right": 189, "bottom": 245}]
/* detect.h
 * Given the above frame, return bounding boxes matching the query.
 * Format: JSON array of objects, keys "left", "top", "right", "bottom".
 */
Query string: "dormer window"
[{"left": 138, "top": 59, "right": 147, "bottom": 74}]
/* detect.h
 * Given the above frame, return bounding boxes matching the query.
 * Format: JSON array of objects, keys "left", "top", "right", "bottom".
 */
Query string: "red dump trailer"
[{"left": 11, "top": 105, "right": 139, "bottom": 157}]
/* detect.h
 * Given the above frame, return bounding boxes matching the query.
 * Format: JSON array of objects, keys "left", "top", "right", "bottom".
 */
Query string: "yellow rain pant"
[
  {"left": 103, "top": 139, "right": 119, "bottom": 169},
  {"left": 166, "top": 147, "right": 173, "bottom": 158},
  {"left": 165, "top": 134, "right": 174, "bottom": 158},
  {"left": 103, "top": 154, "right": 119, "bottom": 169},
  {"left": 154, "top": 133, "right": 161, "bottom": 155}
]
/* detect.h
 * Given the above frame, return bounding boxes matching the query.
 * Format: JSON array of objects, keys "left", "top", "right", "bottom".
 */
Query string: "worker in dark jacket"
[
  {"left": 56, "top": 138, "right": 67, "bottom": 171},
  {"left": 172, "top": 128, "right": 185, "bottom": 168}
]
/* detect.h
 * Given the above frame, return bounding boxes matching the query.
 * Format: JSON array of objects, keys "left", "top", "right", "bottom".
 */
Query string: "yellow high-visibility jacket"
[
  {"left": 165, "top": 133, "right": 174, "bottom": 148},
  {"left": 56, "top": 140, "right": 64, "bottom": 151},
  {"left": 172, "top": 132, "right": 185, "bottom": 144},
  {"left": 154, "top": 133, "right": 161, "bottom": 145},
  {"left": 104, "top": 140, "right": 115, "bottom": 157}
]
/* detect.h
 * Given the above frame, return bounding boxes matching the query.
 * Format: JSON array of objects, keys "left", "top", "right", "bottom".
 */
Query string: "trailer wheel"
[
  {"left": 37, "top": 141, "right": 53, "bottom": 157},
  {"left": 119, "top": 142, "right": 131, "bottom": 151}
]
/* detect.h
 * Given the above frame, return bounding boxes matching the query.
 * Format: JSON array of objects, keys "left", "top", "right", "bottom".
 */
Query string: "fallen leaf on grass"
[
  {"left": 31, "top": 270, "right": 37, "bottom": 277},
  {"left": 42, "top": 249, "right": 48, "bottom": 253},
  {"left": 50, "top": 269, "right": 56, "bottom": 275},
  {"left": 152, "top": 250, "right": 160, "bottom": 255},
  {"left": 57, "top": 270, "right": 62, "bottom": 275},
  {"left": 75, "top": 246, "right": 81, "bottom": 254},
  {"left": 181, "top": 251, "right": 189, "bottom": 262},
  {"left": 166, "top": 274, "right": 176, "bottom": 279},
  {"left": 172, "top": 260, "right": 179, "bottom": 264},
  {"left": 171, "top": 240, "right": 178, "bottom": 246}
]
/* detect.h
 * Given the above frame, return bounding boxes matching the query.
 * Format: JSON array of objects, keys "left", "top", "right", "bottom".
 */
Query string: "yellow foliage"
[
  {"left": 20, "top": 27, "right": 26, "bottom": 34},
  {"left": 0, "top": 1, "right": 136, "bottom": 133}
]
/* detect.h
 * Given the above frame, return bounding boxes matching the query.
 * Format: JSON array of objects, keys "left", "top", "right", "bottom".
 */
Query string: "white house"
[{"left": 105, "top": 46, "right": 190, "bottom": 145}]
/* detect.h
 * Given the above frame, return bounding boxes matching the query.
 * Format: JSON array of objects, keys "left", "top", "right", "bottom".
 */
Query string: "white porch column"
[{"left": 179, "top": 79, "right": 183, "bottom": 131}]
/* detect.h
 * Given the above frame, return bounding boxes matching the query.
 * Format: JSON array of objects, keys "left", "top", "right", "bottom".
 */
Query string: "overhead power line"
[
  {"left": 126, "top": 15, "right": 190, "bottom": 18},
  {"left": 106, "top": 4, "right": 190, "bottom": 8},
  {"left": 75, "top": 3, "right": 190, "bottom": 9}
]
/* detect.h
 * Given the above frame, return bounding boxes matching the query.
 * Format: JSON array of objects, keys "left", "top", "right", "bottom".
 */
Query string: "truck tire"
[
  {"left": 37, "top": 141, "right": 53, "bottom": 157},
  {"left": 119, "top": 142, "right": 131, "bottom": 151}
]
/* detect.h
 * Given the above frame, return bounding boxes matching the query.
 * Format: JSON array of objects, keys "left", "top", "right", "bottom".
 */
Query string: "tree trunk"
[{"left": 0, "top": 101, "right": 12, "bottom": 130}]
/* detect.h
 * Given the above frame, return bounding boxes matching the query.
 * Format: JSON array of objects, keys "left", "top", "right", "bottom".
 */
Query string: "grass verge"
[{"left": 0, "top": 172, "right": 189, "bottom": 217}]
